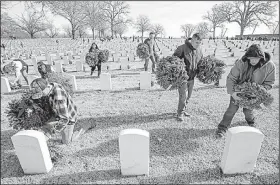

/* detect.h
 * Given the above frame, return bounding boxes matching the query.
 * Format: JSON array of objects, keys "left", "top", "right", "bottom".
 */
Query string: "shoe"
[
  {"left": 248, "top": 123, "right": 256, "bottom": 127},
  {"left": 177, "top": 114, "right": 184, "bottom": 121},
  {"left": 183, "top": 111, "right": 191, "bottom": 117},
  {"left": 215, "top": 129, "right": 226, "bottom": 138}
]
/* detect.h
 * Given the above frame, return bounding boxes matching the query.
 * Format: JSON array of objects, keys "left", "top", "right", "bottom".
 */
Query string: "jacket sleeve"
[
  {"left": 226, "top": 60, "right": 242, "bottom": 95},
  {"left": 173, "top": 45, "right": 184, "bottom": 59},
  {"left": 262, "top": 62, "right": 276, "bottom": 90},
  {"left": 144, "top": 39, "right": 151, "bottom": 53}
]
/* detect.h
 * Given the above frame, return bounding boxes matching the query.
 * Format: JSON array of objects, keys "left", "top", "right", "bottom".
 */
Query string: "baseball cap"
[{"left": 30, "top": 78, "right": 48, "bottom": 99}]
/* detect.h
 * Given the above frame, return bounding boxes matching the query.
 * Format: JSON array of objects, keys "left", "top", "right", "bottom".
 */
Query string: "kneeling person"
[{"left": 30, "top": 78, "right": 93, "bottom": 144}]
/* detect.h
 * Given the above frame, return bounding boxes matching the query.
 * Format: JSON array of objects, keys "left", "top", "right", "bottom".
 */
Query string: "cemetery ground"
[{"left": 1, "top": 49, "right": 279, "bottom": 184}]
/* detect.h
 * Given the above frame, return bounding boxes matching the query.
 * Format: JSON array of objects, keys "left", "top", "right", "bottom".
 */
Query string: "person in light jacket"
[{"left": 216, "top": 44, "right": 276, "bottom": 138}]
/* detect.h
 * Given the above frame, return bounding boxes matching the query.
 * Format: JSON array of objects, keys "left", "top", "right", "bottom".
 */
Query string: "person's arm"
[
  {"left": 13, "top": 62, "right": 22, "bottom": 84},
  {"left": 173, "top": 45, "right": 184, "bottom": 59},
  {"left": 226, "top": 60, "right": 242, "bottom": 95},
  {"left": 262, "top": 63, "right": 276, "bottom": 90},
  {"left": 144, "top": 39, "right": 151, "bottom": 54}
]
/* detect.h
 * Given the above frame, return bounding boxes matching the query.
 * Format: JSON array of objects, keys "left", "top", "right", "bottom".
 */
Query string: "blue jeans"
[
  {"left": 144, "top": 54, "right": 157, "bottom": 72},
  {"left": 177, "top": 80, "right": 194, "bottom": 115},
  {"left": 218, "top": 96, "right": 255, "bottom": 131}
]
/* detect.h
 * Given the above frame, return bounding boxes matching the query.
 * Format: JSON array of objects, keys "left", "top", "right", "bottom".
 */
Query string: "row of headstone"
[{"left": 11, "top": 126, "right": 264, "bottom": 175}]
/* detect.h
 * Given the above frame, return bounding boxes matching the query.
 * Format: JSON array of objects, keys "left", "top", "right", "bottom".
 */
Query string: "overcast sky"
[{"left": 5, "top": 1, "right": 280, "bottom": 38}]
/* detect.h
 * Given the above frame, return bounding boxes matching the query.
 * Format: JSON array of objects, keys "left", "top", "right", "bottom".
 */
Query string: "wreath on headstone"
[{"left": 6, "top": 90, "right": 54, "bottom": 131}]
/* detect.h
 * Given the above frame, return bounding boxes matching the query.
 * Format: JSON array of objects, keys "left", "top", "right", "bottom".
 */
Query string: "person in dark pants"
[
  {"left": 88, "top": 43, "right": 102, "bottom": 77},
  {"left": 215, "top": 44, "right": 276, "bottom": 138},
  {"left": 144, "top": 32, "right": 158, "bottom": 73}
]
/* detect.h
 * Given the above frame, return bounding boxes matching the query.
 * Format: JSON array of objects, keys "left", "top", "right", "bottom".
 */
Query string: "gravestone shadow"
[
  {"left": 79, "top": 112, "right": 176, "bottom": 131},
  {"left": 1, "top": 129, "right": 25, "bottom": 178},
  {"left": 1, "top": 129, "right": 18, "bottom": 151},
  {"left": 73, "top": 128, "right": 214, "bottom": 158},
  {"left": 40, "top": 169, "right": 122, "bottom": 184},
  {"left": 139, "top": 166, "right": 223, "bottom": 184}
]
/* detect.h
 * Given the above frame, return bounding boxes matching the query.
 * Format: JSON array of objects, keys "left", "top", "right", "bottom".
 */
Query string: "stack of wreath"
[
  {"left": 196, "top": 55, "right": 226, "bottom": 84},
  {"left": 155, "top": 56, "right": 189, "bottom": 90},
  {"left": 136, "top": 43, "right": 149, "bottom": 59},
  {"left": 233, "top": 82, "right": 274, "bottom": 110}
]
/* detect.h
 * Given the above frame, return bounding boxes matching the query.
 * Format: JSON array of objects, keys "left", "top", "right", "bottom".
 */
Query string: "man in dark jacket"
[
  {"left": 173, "top": 33, "right": 203, "bottom": 121},
  {"left": 144, "top": 32, "right": 158, "bottom": 73}
]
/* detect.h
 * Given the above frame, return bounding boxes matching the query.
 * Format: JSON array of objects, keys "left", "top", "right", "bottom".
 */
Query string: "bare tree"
[
  {"left": 81, "top": 1, "right": 104, "bottom": 39},
  {"left": 134, "top": 15, "right": 151, "bottom": 42},
  {"left": 1, "top": 12, "right": 19, "bottom": 37},
  {"left": 63, "top": 25, "right": 72, "bottom": 38},
  {"left": 203, "top": 4, "right": 226, "bottom": 38},
  {"left": 15, "top": 9, "right": 47, "bottom": 39},
  {"left": 114, "top": 23, "right": 128, "bottom": 39},
  {"left": 47, "top": 1, "right": 86, "bottom": 39},
  {"left": 150, "top": 24, "right": 165, "bottom": 38},
  {"left": 44, "top": 21, "right": 59, "bottom": 38},
  {"left": 77, "top": 25, "right": 87, "bottom": 38},
  {"left": 219, "top": 1, "right": 277, "bottom": 37},
  {"left": 100, "top": 1, "right": 130, "bottom": 38},
  {"left": 180, "top": 24, "right": 196, "bottom": 38},
  {"left": 196, "top": 22, "right": 211, "bottom": 38},
  {"left": 219, "top": 24, "right": 228, "bottom": 38}
]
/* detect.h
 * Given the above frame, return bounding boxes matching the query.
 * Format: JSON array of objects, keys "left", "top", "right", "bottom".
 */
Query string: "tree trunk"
[
  {"left": 240, "top": 22, "right": 245, "bottom": 37},
  {"left": 213, "top": 27, "right": 216, "bottom": 38},
  {"left": 30, "top": 33, "right": 34, "bottom": 39},
  {"left": 111, "top": 22, "right": 114, "bottom": 38},
  {"left": 141, "top": 31, "right": 144, "bottom": 43},
  {"left": 92, "top": 28, "right": 95, "bottom": 39},
  {"left": 72, "top": 28, "right": 75, "bottom": 39}
]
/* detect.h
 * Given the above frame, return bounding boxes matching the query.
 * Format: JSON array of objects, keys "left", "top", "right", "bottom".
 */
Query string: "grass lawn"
[{"left": 1, "top": 54, "right": 279, "bottom": 184}]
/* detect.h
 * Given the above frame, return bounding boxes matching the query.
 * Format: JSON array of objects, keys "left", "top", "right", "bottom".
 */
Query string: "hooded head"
[
  {"left": 89, "top": 42, "right": 99, "bottom": 52},
  {"left": 185, "top": 33, "right": 202, "bottom": 50},
  {"left": 241, "top": 44, "right": 270, "bottom": 68}
]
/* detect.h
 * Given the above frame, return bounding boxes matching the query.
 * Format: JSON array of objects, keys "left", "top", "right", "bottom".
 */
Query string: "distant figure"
[
  {"left": 144, "top": 32, "right": 158, "bottom": 73},
  {"left": 3, "top": 59, "right": 29, "bottom": 88},
  {"left": 88, "top": 43, "right": 102, "bottom": 77}
]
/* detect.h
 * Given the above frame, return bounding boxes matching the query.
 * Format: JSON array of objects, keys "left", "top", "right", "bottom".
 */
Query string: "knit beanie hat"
[{"left": 244, "top": 44, "right": 265, "bottom": 59}]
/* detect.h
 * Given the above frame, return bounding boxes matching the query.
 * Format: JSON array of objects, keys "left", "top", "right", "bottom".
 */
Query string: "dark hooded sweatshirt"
[{"left": 173, "top": 39, "right": 203, "bottom": 81}]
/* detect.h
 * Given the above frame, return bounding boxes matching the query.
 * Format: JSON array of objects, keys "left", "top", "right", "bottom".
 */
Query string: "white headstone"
[
  {"left": 1, "top": 77, "right": 11, "bottom": 93},
  {"left": 29, "top": 75, "right": 41, "bottom": 85},
  {"left": 63, "top": 56, "right": 69, "bottom": 65},
  {"left": 11, "top": 130, "right": 53, "bottom": 174},
  {"left": 220, "top": 126, "right": 265, "bottom": 174},
  {"left": 76, "top": 60, "right": 84, "bottom": 72},
  {"left": 46, "top": 54, "right": 52, "bottom": 65},
  {"left": 140, "top": 71, "right": 151, "bottom": 90},
  {"left": 219, "top": 67, "right": 232, "bottom": 87},
  {"left": 120, "top": 57, "right": 128, "bottom": 70},
  {"left": 55, "top": 61, "right": 63, "bottom": 73},
  {"left": 119, "top": 129, "right": 149, "bottom": 176},
  {"left": 69, "top": 75, "right": 77, "bottom": 91},
  {"left": 32, "top": 58, "right": 39, "bottom": 75},
  {"left": 100, "top": 73, "right": 112, "bottom": 90}
]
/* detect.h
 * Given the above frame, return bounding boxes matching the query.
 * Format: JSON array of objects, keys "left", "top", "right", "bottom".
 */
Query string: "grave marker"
[
  {"left": 11, "top": 130, "right": 53, "bottom": 174},
  {"left": 1, "top": 77, "right": 11, "bottom": 93},
  {"left": 119, "top": 129, "right": 149, "bottom": 176},
  {"left": 140, "top": 72, "right": 152, "bottom": 90},
  {"left": 100, "top": 73, "right": 112, "bottom": 90},
  {"left": 220, "top": 126, "right": 265, "bottom": 174}
]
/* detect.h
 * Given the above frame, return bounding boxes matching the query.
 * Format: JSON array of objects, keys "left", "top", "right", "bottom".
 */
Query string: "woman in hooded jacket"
[
  {"left": 215, "top": 44, "right": 276, "bottom": 138},
  {"left": 88, "top": 43, "right": 102, "bottom": 77}
]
